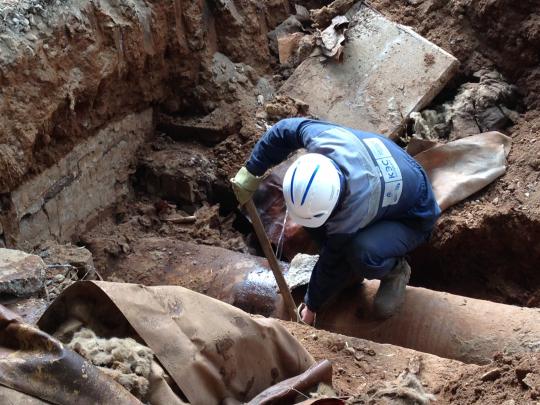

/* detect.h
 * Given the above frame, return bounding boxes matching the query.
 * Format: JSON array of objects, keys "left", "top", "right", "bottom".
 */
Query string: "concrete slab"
[
  {"left": 280, "top": 4, "right": 459, "bottom": 138},
  {"left": 0, "top": 248, "right": 45, "bottom": 296}
]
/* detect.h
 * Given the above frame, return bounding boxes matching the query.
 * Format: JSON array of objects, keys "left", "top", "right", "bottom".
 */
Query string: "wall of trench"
[{"left": 0, "top": 0, "right": 292, "bottom": 250}]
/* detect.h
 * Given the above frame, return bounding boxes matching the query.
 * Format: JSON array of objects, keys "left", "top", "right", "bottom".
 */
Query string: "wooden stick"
[{"left": 245, "top": 199, "right": 298, "bottom": 322}]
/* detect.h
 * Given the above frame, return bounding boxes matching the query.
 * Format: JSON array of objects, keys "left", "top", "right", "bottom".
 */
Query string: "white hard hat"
[{"left": 282, "top": 153, "right": 341, "bottom": 228}]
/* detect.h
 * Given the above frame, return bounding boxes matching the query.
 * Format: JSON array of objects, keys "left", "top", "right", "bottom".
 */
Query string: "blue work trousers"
[{"left": 346, "top": 218, "right": 432, "bottom": 279}]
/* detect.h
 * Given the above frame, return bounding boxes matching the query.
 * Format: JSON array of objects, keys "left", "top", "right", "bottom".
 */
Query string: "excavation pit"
[{"left": 1, "top": 0, "right": 540, "bottom": 401}]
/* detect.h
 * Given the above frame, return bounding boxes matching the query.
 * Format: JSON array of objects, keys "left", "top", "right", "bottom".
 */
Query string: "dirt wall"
[
  {"left": 0, "top": 0, "right": 285, "bottom": 194},
  {"left": 0, "top": 0, "right": 290, "bottom": 248}
]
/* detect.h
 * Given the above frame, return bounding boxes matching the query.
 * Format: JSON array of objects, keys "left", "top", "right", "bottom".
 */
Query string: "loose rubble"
[
  {"left": 0, "top": 248, "right": 45, "bottom": 296},
  {"left": 410, "top": 70, "right": 521, "bottom": 141}
]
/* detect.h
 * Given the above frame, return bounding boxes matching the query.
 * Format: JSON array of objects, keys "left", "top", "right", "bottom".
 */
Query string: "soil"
[
  {"left": 79, "top": 196, "right": 250, "bottom": 274},
  {"left": 0, "top": 0, "right": 281, "bottom": 194},
  {"left": 280, "top": 321, "right": 540, "bottom": 404},
  {"left": 442, "top": 352, "right": 540, "bottom": 404},
  {"left": 280, "top": 320, "right": 453, "bottom": 399}
]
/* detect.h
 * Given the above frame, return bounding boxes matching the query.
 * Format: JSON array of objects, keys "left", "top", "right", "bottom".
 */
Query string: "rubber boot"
[{"left": 373, "top": 258, "right": 411, "bottom": 320}]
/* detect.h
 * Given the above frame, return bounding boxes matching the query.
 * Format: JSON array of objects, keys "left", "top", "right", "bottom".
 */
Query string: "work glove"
[{"left": 230, "top": 167, "right": 262, "bottom": 206}]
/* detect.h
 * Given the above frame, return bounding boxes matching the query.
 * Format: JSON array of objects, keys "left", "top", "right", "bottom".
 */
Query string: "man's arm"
[
  {"left": 304, "top": 233, "right": 354, "bottom": 312},
  {"left": 245, "top": 118, "right": 307, "bottom": 176}
]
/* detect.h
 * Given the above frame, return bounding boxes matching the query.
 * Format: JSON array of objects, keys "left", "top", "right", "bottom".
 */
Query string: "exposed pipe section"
[
  {"left": 112, "top": 238, "right": 540, "bottom": 365},
  {"left": 315, "top": 281, "right": 540, "bottom": 365}
]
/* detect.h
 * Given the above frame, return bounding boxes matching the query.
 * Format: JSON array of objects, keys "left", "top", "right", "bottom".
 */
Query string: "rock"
[
  {"left": 267, "top": 15, "right": 304, "bottom": 56},
  {"left": 344, "top": 346, "right": 356, "bottom": 356},
  {"left": 286, "top": 253, "right": 318, "bottom": 289},
  {"left": 522, "top": 373, "right": 539, "bottom": 391},
  {"left": 310, "top": 0, "right": 355, "bottom": 28},
  {"left": 277, "top": 32, "right": 309, "bottom": 65},
  {"left": 39, "top": 243, "right": 95, "bottom": 278},
  {"left": 265, "top": 95, "right": 309, "bottom": 121},
  {"left": 0, "top": 248, "right": 46, "bottom": 296}
]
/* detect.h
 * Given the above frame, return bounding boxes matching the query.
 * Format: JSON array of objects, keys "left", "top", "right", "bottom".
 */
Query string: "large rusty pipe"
[
  {"left": 109, "top": 238, "right": 540, "bottom": 364},
  {"left": 315, "top": 281, "right": 540, "bottom": 365}
]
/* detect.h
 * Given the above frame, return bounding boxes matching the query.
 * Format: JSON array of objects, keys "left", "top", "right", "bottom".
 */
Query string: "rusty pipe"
[
  {"left": 314, "top": 281, "right": 540, "bottom": 365},
  {"left": 108, "top": 238, "right": 540, "bottom": 364}
]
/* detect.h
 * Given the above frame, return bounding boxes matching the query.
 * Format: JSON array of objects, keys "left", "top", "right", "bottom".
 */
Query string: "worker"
[{"left": 231, "top": 118, "right": 441, "bottom": 325}]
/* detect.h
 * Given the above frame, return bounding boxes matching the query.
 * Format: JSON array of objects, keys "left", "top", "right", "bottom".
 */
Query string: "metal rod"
[{"left": 245, "top": 199, "right": 298, "bottom": 322}]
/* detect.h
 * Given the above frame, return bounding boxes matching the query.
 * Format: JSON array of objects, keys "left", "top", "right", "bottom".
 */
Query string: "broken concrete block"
[
  {"left": 0, "top": 248, "right": 46, "bottom": 296},
  {"left": 137, "top": 142, "right": 217, "bottom": 208},
  {"left": 268, "top": 15, "right": 304, "bottom": 56},
  {"left": 280, "top": 4, "right": 459, "bottom": 138},
  {"left": 38, "top": 243, "right": 96, "bottom": 279}
]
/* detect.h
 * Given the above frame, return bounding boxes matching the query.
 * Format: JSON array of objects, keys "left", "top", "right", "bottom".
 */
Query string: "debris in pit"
[
  {"left": 38, "top": 242, "right": 96, "bottom": 278},
  {"left": 0, "top": 248, "right": 45, "bottom": 296},
  {"left": 286, "top": 253, "right": 318, "bottom": 290},
  {"left": 66, "top": 327, "right": 155, "bottom": 400},
  {"left": 0, "top": 0, "right": 46, "bottom": 34},
  {"left": 136, "top": 138, "right": 217, "bottom": 208},
  {"left": 410, "top": 70, "right": 521, "bottom": 141},
  {"left": 277, "top": 14, "right": 349, "bottom": 66},
  {"left": 157, "top": 107, "right": 241, "bottom": 146},
  {"left": 443, "top": 352, "right": 540, "bottom": 403},
  {"left": 314, "top": 15, "right": 349, "bottom": 61},
  {"left": 37, "top": 243, "right": 96, "bottom": 301},
  {"left": 189, "top": 204, "right": 248, "bottom": 252},
  {"left": 268, "top": 7, "right": 312, "bottom": 59},
  {"left": 280, "top": 3, "right": 459, "bottom": 138},
  {"left": 277, "top": 32, "right": 316, "bottom": 66},
  {"left": 43, "top": 265, "right": 80, "bottom": 302},
  {"left": 310, "top": 0, "right": 356, "bottom": 28},
  {"left": 265, "top": 95, "right": 310, "bottom": 121}
]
